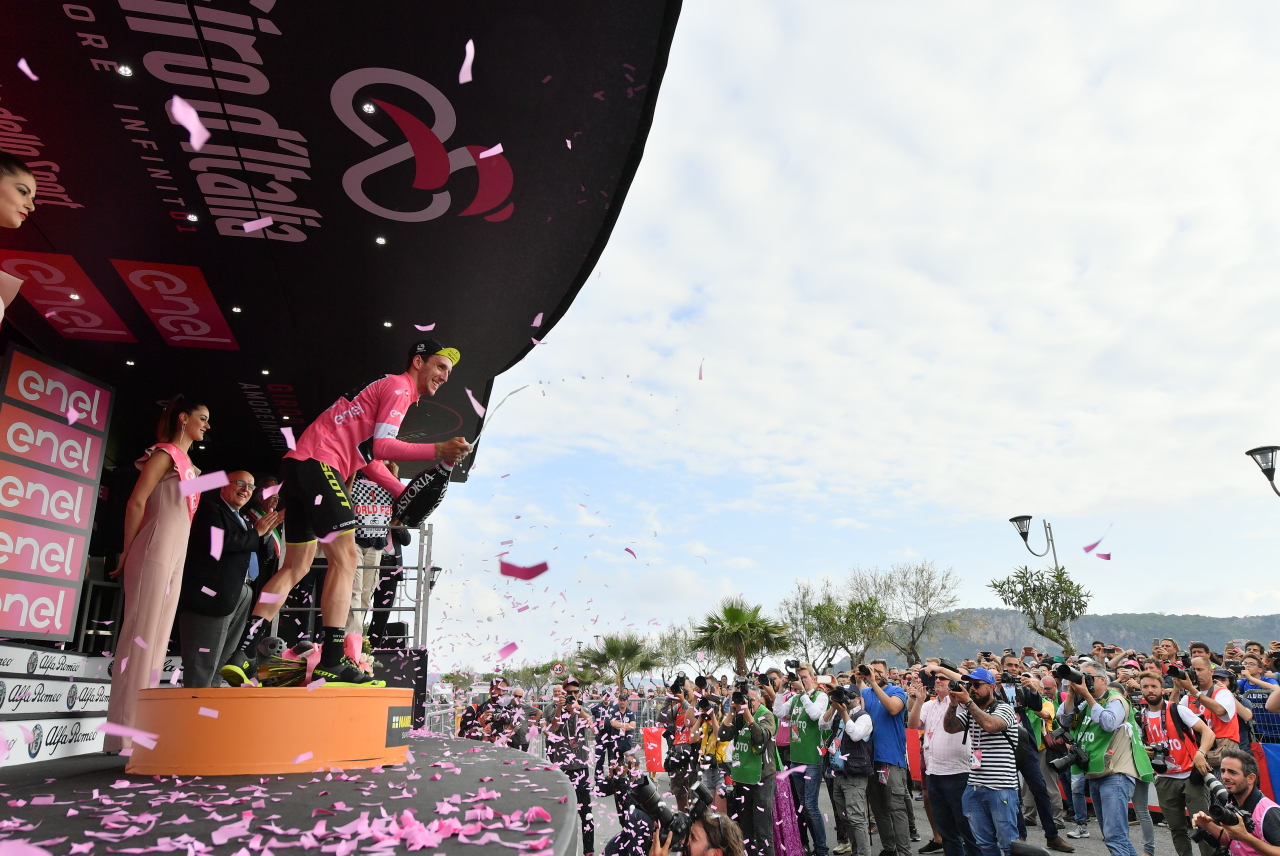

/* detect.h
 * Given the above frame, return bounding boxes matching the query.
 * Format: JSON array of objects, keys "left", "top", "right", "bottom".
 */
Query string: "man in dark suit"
[{"left": 178, "top": 471, "right": 283, "bottom": 687}]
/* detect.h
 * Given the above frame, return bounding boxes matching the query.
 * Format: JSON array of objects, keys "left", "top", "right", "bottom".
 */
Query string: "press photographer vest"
[
  {"left": 1141, "top": 703, "right": 1198, "bottom": 776},
  {"left": 1185, "top": 689, "right": 1241, "bottom": 743},
  {"left": 1076, "top": 688, "right": 1154, "bottom": 782},
  {"left": 1229, "top": 791, "right": 1280, "bottom": 856},
  {"left": 789, "top": 690, "right": 824, "bottom": 766},
  {"left": 730, "top": 704, "right": 780, "bottom": 785}
]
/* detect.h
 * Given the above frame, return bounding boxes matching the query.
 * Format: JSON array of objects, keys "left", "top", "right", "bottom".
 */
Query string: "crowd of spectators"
[{"left": 454, "top": 638, "right": 1280, "bottom": 856}]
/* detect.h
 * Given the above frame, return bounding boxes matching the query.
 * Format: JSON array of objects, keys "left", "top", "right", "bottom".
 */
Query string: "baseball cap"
[
  {"left": 963, "top": 667, "right": 997, "bottom": 685},
  {"left": 562, "top": 676, "right": 581, "bottom": 688},
  {"left": 1212, "top": 668, "right": 1233, "bottom": 681},
  {"left": 409, "top": 338, "right": 461, "bottom": 366}
]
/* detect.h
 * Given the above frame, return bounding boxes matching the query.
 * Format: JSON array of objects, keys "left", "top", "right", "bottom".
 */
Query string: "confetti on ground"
[
  {"left": 169, "top": 95, "right": 210, "bottom": 151},
  {"left": 17, "top": 59, "right": 37, "bottom": 81},
  {"left": 459, "top": 39, "right": 475, "bottom": 83},
  {"left": 209, "top": 526, "right": 224, "bottom": 560},
  {"left": 198, "top": 707, "right": 218, "bottom": 718},
  {"left": 281, "top": 426, "right": 296, "bottom": 449},
  {"left": 180, "top": 470, "right": 229, "bottom": 497},
  {"left": 242, "top": 216, "right": 273, "bottom": 232},
  {"left": 478, "top": 143, "right": 503, "bottom": 159}
]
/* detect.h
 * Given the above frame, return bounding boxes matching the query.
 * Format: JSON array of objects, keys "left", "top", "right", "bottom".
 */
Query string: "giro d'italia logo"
[
  {"left": 27, "top": 723, "right": 42, "bottom": 758},
  {"left": 331, "top": 68, "right": 514, "bottom": 223},
  {"left": 26, "top": 651, "right": 37, "bottom": 675}
]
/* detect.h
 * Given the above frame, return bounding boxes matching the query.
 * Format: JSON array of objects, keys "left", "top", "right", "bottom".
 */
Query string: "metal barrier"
[{"left": 1242, "top": 687, "right": 1280, "bottom": 743}]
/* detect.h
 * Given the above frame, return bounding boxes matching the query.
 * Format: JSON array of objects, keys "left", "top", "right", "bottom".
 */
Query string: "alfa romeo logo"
[
  {"left": 66, "top": 684, "right": 78, "bottom": 710},
  {"left": 26, "top": 652, "right": 37, "bottom": 674},
  {"left": 27, "top": 723, "right": 42, "bottom": 758},
  {"left": 331, "top": 68, "right": 514, "bottom": 223}
]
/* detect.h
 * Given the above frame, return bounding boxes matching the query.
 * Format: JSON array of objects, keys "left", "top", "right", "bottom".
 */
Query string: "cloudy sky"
[{"left": 418, "top": 3, "right": 1280, "bottom": 672}]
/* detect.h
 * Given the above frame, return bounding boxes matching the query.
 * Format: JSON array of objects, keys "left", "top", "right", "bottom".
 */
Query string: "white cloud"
[{"left": 418, "top": 3, "right": 1280, "bottom": 668}]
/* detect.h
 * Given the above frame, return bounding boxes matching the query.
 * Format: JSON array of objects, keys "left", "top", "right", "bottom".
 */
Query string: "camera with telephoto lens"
[
  {"left": 1147, "top": 741, "right": 1172, "bottom": 774},
  {"left": 630, "top": 777, "right": 715, "bottom": 848},
  {"left": 784, "top": 659, "right": 800, "bottom": 682},
  {"left": 1053, "top": 663, "right": 1086, "bottom": 685},
  {"left": 1166, "top": 663, "right": 1186, "bottom": 681},
  {"left": 829, "top": 686, "right": 850, "bottom": 705},
  {"left": 1204, "top": 773, "right": 1254, "bottom": 831},
  {"left": 857, "top": 664, "right": 872, "bottom": 678},
  {"left": 1048, "top": 728, "right": 1090, "bottom": 772},
  {"left": 1000, "top": 670, "right": 1018, "bottom": 685},
  {"left": 732, "top": 677, "right": 749, "bottom": 707}
]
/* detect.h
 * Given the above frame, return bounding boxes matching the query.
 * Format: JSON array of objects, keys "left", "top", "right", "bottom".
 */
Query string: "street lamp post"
[
  {"left": 1245, "top": 447, "right": 1280, "bottom": 497},
  {"left": 1008, "top": 515, "right": 1059, "bottom": 569}
]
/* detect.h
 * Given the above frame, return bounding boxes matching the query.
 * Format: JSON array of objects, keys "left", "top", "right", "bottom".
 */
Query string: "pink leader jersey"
[{"left": 285, "top": 372, "right": 435, "bottom": 495}]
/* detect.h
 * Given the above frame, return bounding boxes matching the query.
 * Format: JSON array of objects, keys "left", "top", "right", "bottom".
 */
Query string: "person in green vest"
[
  {"left": 723, "top": 682, "right": 778, "bottom": 856},
  {"left": 1055, "top": 661, "right": 1154, "bottom": 856},
  {"left": 784, "top": 664, "right": 830, "bottom": 856}
]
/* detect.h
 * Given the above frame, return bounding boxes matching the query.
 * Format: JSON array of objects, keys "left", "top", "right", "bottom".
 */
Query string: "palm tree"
[
  {"left": 577, "top": 633, "right": 663, "bottom": 693},
  {"left": 693, "top": 596, "right": 791, "bottom": 676}
]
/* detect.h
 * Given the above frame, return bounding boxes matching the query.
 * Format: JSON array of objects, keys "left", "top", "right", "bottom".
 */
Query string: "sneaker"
[
  {"left": 833, "top": 845, "right": 852, "bottom": 855},
  {"left": 910, "top": 831, "right": 921, "bottom": 842},
  {"left": 919, "top": 842, "right": 944, "bottom": 854},
  {"left": 310, "top": 657, "right": 386, "bottom": 687},
  {"left": 1065, "top": 824, "right": 1089, "bottom": 839},
  {"left": 219, "top": 649, "right": 254, "bottom": 687},
  {"left": 1047, "top": 838, "right": 1075, "bottom": 853}
]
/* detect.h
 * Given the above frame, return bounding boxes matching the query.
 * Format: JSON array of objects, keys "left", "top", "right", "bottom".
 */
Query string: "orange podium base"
[{"left": 125, "top": 686, "right": 414, "bottom": 776}]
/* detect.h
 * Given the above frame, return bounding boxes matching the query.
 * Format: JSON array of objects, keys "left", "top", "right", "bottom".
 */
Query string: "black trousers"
[
  {"left": 367, "top": 556, "right": 402, "bottom": 647},
  {"left": 566, "top": 765, "right": 595, "bottom": 854}
]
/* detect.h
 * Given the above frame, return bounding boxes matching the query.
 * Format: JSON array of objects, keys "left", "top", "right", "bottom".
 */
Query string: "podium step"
[{"left": 127, "top": 686, "right": 414, "bottom": 775}]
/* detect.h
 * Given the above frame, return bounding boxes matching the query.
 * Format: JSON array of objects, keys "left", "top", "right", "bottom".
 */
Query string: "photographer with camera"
[
  {"left": 858, "top": 660, "right": 911, "bottom": 856},
  {"left": 822, "top": 679, "right": 874, "bottom": 856},
  {"left": 1190, "top": 748, "right": 1280, "bottom": 856},
  {"left": 996, "top": 656, "right": 1071, "bottom": 852},
  {"left": 908, "top": 664, "right": 977, "bottom": 856},
  {"left": 1055, "top": 661, "right": 1154, "bottom": 856},
  {"left": 1138, "top": 671, "right": 1216, "bottom": 856},
  {"left": 459, "top": 677, "right": 513, "bottom": 742},
  {"left": 778, "top": 663, "right": 830, "bottom": 856},
  {"left": 649, "top": 810, "right": 747, "bottom": 856},
  {"left": 662, "top": 677, "right": 700, "bottom": 812},
  {"left": 548, "top": 677, "right": 598, "bottom": 856},
  {"left": 940, "top": 668, "right": 1018, "bottom": 856},
  {"left": 723, "top": 680, "right": 778, "bottom": 856},
  {"left": 1174, "top": 659, "right": 1240, "bottom": 773},
  {"left": 770, "top": 664, "right": 815, "bottom": 856},
  {"left": 696, "top": 691, "right": 729, "bottom": 808}
]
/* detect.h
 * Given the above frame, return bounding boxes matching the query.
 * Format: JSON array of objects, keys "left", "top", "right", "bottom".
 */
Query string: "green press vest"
[
  {"left": 1075, "top": 688, "right": 1154, "bottom": 782},
  {"left": 730, "top": 704, "right": 777, "bottom": 785},
  {"left": 789, "top": 691, "right": 823, "bottom": 766}
]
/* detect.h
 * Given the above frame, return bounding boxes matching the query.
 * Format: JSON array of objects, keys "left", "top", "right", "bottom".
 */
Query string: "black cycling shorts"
[{"left": 279, "top": 457, "right": 358, "bottom": 544}]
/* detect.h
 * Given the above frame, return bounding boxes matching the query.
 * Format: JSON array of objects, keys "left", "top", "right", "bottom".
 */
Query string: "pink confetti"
[
  {"left": 169, "top": 95, "right": 211, "bottom": 151},
  {"left": 134, "top": 636, "right": 149, "bottom": 649},
  {"left": 318, "top": 530, "right": 342, "bottom": 543},
  {"left": 1096, "top": 552, "right": 1111, "bottom": 560},
  {"left": 531, "top": 338, "right": 545, "bottom": 345},
  {"left": 241, "top": 216, "right": 273, "bottom": 233},
  {"left": 210, "top": 526, "right": 224, "bottom": 560},
  {"left": 415, "top": 323, "right": 436, "bottom": 331},
  {"left": 532, "top": 313, "right": 543, "bottom": 327},
  {"left": 497, "top": 642, "right": 518, "bottom": 660},
  {"left": 281, "top": 426, "right": 296, "bottom": 450},
  {"left": 697, "top": 652, "right": 706, "bottom": 661},
  {"left": 262, "top": 483, "right": 282, "bottom": 498},
  {"left": 198, "top": 707, "right": 218, "bottom": 718},
  {"left": 200, "top": 586, "right": 216, "bottom": 597},
  {"left": 16, "top": 59, "right": 37, "bottom": 81},
  {"left": 314, "top": 495, "right": 323, "bottom": 505},
  {"left": 96, "top": 721, "right": 159, "bottom": 749},
  {"left": 465, "top": 388, "right": 486, "bottom": 417},
  {"left": 459, "top": 39, "right": 475, "bottom": 83},
  {"left": 1, "top": 842, "right": 52, "bottom": 856},
  {"left": 624, "top": 548, "right": 636, "bottom": 558},
  {"left": 698, "top": 358, "right": 703, "bottom": 380},
  {"left": 259, "top": 591, "right": 284, "bottom": 603},
  {"left": 66, "top": 407, "right": 83, "bottom": 425},
  {"left": 308, "top": 679, "right": 327, "bottom": 691},
  {"left": 180, "top": 470, "right": 230, "bottom": 497},
  {"left": 565, "top": 140, "right": 572, "bottom": 149},
  {"left": 293, "top": 751, "right": 314, "bottom": 765},
  {"left": 478, "top": 143, "right": 503, "bottom": 159},
  {"left": 1083, "top": 525, "right": 1111, "bottom": 554},
  {"left": 499, "top": 560, "right": 548, "bottom": 581}
]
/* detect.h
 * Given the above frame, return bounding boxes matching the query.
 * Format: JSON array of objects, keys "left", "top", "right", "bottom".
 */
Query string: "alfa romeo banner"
[{"left": 0, "top": 1, "right": 681, "bottom": 479}]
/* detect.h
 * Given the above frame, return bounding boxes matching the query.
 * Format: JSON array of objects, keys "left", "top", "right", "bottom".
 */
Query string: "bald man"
[{"left": 178, "top": 470, "right": 283, "bottom": 687}]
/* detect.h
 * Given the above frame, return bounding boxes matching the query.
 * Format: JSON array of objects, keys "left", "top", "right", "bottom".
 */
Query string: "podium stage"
[{"left": 0, "top": 734, "right": 579, "bottom": 856}]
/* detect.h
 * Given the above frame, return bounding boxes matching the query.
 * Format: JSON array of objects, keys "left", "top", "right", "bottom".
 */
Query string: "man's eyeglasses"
[{"left": 233, "top": 480, "right": 256, "bottom": 491}]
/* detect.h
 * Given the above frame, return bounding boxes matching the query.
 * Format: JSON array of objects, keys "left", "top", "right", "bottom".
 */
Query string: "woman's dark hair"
[
  {"left": 156, "top": 394, "right": 206, "bottom": 442},
  {"left": 0, "top": 152, "right": 33, "bottom": 180}
]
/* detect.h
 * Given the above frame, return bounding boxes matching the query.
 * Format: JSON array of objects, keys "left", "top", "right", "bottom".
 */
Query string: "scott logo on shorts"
[
  {"left": 320, "top": 464, "right": 352, "bottom": 510},
  {"left": 331, "top": 68, "right": 514, "bottom": 224}
]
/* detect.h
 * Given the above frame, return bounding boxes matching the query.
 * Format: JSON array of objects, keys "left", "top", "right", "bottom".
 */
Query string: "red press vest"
[
  {"left": 1229, "top": 792, "right": 1280, "bottom": 856},
  {"left": 1142, "top": 704, "right": 1199, "bottom": 776},
  {"left": 1186, "top": 689, "right": 1240, "bottom": 743}
]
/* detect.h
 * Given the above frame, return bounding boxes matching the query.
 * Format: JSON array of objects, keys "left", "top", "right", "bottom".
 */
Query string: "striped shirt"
[{"left": 956, "top": 700, "right": 1018, "bottom": 789}]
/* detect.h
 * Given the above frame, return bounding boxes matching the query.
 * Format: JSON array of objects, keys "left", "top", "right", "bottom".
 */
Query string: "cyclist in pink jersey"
[{"left": 221, "top": 339, "right": 471, "bottom": 686}]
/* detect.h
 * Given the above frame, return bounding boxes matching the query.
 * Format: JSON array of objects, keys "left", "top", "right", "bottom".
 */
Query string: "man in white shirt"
[
  {"left": 823, "top": 685, "right": 874, "bottom": 856},
  {"left": 908, "top": 671, "right": 976, "bottom": 856}
]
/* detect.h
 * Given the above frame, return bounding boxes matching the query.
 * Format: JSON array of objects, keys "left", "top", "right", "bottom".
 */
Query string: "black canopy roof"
[{"left": 0, "top": 0, "right": 680, "bottom": 479}]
